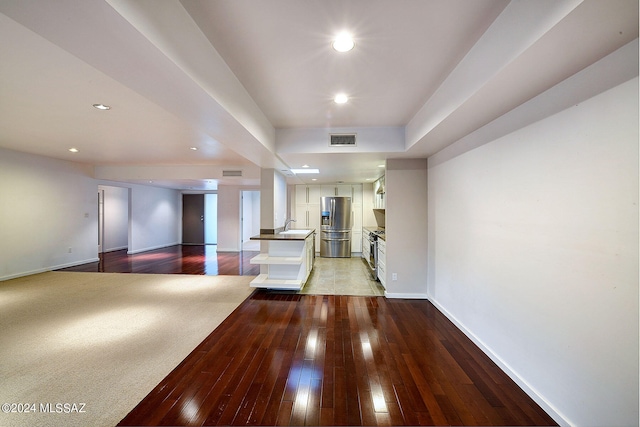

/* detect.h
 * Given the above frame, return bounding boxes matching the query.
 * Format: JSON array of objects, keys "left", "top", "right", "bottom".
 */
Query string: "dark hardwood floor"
[
  {"left": 118, "top": 292, "right": 558, "bottom": 426},
  {"left": 57, "top": 245, "right": 260, "bottom": 275}
]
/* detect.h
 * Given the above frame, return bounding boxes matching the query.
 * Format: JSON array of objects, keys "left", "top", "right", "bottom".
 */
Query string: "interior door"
[{"left": 182, "top": 194, "right": 205, "bottom": 244}]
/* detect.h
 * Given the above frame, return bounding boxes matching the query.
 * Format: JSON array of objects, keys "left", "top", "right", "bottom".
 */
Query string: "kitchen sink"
[{"left": 279, "top": 229, "right": 312, "bottom": 234}]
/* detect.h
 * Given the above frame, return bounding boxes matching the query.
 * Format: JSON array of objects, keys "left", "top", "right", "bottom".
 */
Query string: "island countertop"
[{"left": 250, "top": 229, "right": 315, "bottom": 241}]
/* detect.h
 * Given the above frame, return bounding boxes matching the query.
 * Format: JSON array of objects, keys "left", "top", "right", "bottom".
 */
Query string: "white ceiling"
[{"left": 0, "top": 0, "right": 637, "bottom": 190}]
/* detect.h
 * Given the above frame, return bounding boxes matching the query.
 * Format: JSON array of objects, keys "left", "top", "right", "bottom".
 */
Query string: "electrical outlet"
[
  {"left": 68, "top": 247, "right": 72, "bottom": 253},
  {"left": 392, "top": 273, "right": 397, "bottom": 281}
]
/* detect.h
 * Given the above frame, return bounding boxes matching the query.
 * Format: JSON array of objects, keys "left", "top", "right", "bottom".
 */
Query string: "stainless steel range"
[{"left": 366, "top": 229, "right": 384, "bottom": 280}]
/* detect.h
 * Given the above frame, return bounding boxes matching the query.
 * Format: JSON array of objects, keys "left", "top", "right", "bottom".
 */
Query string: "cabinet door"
[
  {"left": 377, "top": 240, "right": 386, "bottom": 287},
  {"left": 361, "top": 235, "right": 369, "bottom": 259},
  {"left": 352, "top": 230, "right": 362, "bottom": 252},
  {"left": 336, "top": 185, "right": 352, "bottom": 197},
  {"left": 351, "top": 184, "right": 363, "bottom": 204},
  {"left": 320, "top": 185, "right": 336, "bottom": 197},
  {"left": 307, "top": 203, "right": 321, "bottom": 249},
  {"left": 351, "top": 203, "right": 363, "bottom": 230},
  {"left": 295, "top": 204, "right": 309, "bottom": 226},
  {"left": 308, "top": 185, "right": 321, "bottom": 204},
  {"left": 295, "top": 185, "right": 308, "bottom": 204}
]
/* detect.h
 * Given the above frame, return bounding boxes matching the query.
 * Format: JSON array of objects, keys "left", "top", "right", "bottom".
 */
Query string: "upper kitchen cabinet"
[
  {"left": 295, "top": 185, "right": 321, "bottom": 205},
  {"left": 294, "top": 184, "right": 363, "bottom": 253},
  {"left": 373, "top": 176, "right": 385, "bottom": 209},
  {"left": 294, "top": 185, "right": 321, "bottom": 249},
  {"left": 320, "top": 184, "right": 362, "bottom": 203}
]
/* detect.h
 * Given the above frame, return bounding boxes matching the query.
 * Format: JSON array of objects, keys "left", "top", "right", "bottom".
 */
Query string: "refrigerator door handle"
[{"left": 330, "top": 198, "right": 335, "bottom": 227}]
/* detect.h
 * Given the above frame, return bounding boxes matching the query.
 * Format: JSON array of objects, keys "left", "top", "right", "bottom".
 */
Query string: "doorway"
[
  {"left": 98, "top": 185, "right": 129, "bottom": 253},
  {"left": 182, "top": 193, "right": 218, "bottom": 245},
  {"left": 241, "top": 190, "right": 260, "bottom": 251}
]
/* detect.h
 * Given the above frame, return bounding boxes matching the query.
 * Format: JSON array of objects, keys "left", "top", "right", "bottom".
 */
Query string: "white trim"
[
  {"left": 0, "top": 258, "right": 100, "bottom": 281},
  {"left": 384, "top": 292, "right": 429, "bottom": 299},
  {"left": 428, "top": 298, "right": 570, "bottom": 427},
  {"left": 103, "top": 245, "right": 128, "bottom": 253},
  {"left": 127, "top": 242, "right": 179, "bottom": 255}
]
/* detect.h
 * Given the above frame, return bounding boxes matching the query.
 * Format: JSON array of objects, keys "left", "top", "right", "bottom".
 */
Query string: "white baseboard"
[
  {"left": 127, "top": 242, "right": 179, "bottom": 255},
  {"left": 384, "top": 292, "right": 429, "bottom": 299},
  {"left": 428, "top": 298, "right": 569, "bottom": 427},
  {"left": 0, "top": 257, "right": 100, "bottom": 282},
  {"left": 103, "top": 245, "right": 128, "bottom": 252}
]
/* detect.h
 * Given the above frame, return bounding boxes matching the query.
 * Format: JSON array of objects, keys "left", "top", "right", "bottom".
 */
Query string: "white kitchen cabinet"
[
  {"left": 377, "top": 238, "right": 386, "bottom": 288},
  {"left": 373, "top": 176, "right": 385, "bottom": 209},
  {"left": 295, "top": 185, "right": 321, "bottom": 250},
  {"left": 351, "top": 198, "right": 362, "bottom": 253},
  {"left": 295, "top": 184, "right": 362, "bottom": 254},
  {"left": 351, "top": 184, "right": 363, "bottom": 204},
  {"left": 362, "top": 228, "right": 371, "bottom": 261},
  {"left": 320, "top": 185, "right": 337, "bottom": 197},
  {"left": 250, "top": 233, "right": 315, "bottom": 290},
  {"left": 296, "top": 185, "right": 321, "bottom": 205},
  {"left": 337, "top": 185, "right": 352, "bottom": 197},
  {"left": 294, "top": 203, "right": 320, "bottom": 249},
  {"left": 295, "top": 185, "right": 307, "bottom": 205}
]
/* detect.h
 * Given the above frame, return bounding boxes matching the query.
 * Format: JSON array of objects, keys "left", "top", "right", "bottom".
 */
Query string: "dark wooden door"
[{"left": 182, "top": 194, "right": 205, "bottom": 244}]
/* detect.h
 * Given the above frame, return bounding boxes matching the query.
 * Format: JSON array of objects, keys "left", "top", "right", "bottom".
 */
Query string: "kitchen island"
[{"left": 249, "top": 229, "right": 315, "bottom": 290}]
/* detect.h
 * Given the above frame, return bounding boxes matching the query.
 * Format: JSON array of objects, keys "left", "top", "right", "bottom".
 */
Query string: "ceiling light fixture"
[
  {"left": 189, "top": 147, "right": 198, "bottom": 151},
  {"left": 332, "top": 32, "right": 355, "bottom": 52},
  {"left": 92, "top": 103, "right": 110, "bottom": 110},
  {"left": 334, "top": 93, "right": 348, "bottom": 104},
  {"left": 291, "top": 168, "right": 319, "bottom": 174},
  {"left": 68, "top": 148, "right": 79, "bottom": 153}
]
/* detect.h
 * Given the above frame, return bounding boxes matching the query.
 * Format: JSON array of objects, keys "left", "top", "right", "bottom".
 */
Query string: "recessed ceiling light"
[
  {"left": 332, "top": 32, "right": 355, "bottom": 52},
  {"left": 92, "top": 103, "right": 110, "bottom": 110},
  {"left": 68, "top": 148, "right": 79, "bottom": 153},
  {"left": 312, "top": 178, "right": 317, "bottom": 181},
  {"left": 378, "top": 164, "right": 385, "bottom": 168},
  {"left": 334, "top": 93, "right": 348, "bottom": 104},
  {"left": 291, "top": 168, "right": 319, "bottom": 174},
  {"left": 302, "top": 164, "right": 310, "bottom": 168},
  {"left": 189, "top": 147, "right": 198, "bottom": 151}
]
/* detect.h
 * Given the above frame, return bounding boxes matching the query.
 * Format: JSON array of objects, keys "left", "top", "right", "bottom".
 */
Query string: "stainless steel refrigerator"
[{"left": 320, "top": 196, "right": 352, "bottom": 257}]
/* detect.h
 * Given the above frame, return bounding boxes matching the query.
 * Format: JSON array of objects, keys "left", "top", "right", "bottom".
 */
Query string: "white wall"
[
  {"left": 217, "top": 185, "right": 241, "bottom": 252},
  {"left": 362, "top": 182, "right": 376, "bottom": 227},
  {"left": 260, "top": 168, "right": 287, "bottom": 230},
  {"left": 427, "top": 78, "right": 638, "bottom": 427},
  {"left": 241, "top": 190, "right": 260, "bottom": 243},
  {"left": 99, "top": 185, "right": 128, "bottom": 252},
  {"left": 385, "top": 159, "right": 428, "bottom": 298},
  {"left": 121, "top": 183, "right": 181, "bottom": 254},
  {"left": 0, "top": 148, "right": 98, "bottom": 280},
  {"left": 205, "top": 193, "right": 218, "bottom": 244},
  {"left": 275, "top": 172, "right": 287, "bottom": 228}
]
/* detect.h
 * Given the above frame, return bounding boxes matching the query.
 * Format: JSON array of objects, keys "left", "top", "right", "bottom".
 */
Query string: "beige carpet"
[{"left": 0, "top": 272, "right": 254, "bottom": 427}]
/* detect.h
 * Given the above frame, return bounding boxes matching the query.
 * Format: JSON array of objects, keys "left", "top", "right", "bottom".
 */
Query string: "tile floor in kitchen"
[{"left": 299, "top": 256, "right": 385, "bottom": 296}]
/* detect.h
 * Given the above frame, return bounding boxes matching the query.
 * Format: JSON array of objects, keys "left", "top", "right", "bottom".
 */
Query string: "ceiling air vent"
[
  {"left": 330, "top": 133, "right": 356, "bottom": 147},
  {"left": 222, "top": 170, "right": 242, "bottom": 177}
]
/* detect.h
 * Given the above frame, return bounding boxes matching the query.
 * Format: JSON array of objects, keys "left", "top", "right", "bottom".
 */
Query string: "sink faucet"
[{"left": 284, "top": 219, "right": 296, "bottom": 231}]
